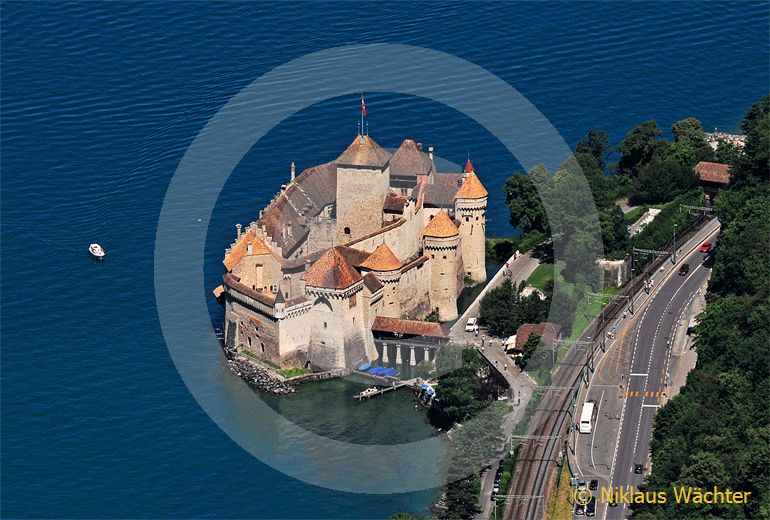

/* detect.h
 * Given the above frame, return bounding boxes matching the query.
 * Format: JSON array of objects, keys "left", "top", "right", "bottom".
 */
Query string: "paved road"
[{"left": 570, "top": 220, "right": 720, "bottom": 520}]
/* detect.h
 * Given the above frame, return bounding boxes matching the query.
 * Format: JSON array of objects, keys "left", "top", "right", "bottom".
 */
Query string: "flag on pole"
[{"left": 361, "top": 94, "right": 366, "bottom": 117}]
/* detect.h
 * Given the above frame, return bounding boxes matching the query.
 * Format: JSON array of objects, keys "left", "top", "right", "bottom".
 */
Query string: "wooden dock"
[{"left": 354, "top": 378, "right": 418, "bottom": 400}]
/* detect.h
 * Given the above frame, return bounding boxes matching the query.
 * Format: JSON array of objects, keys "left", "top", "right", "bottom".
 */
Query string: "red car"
[{"left": 699, "top": 242, "right": 713, "bottom": 253}]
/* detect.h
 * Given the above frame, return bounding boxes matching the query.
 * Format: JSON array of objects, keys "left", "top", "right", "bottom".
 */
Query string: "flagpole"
[{"left": 360, "top": 92, "right": 364, "bottom": 138}]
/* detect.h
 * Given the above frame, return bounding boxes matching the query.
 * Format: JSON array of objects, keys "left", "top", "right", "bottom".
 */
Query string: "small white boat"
[{"left": 89, "top": 243, "right": 106, "bottom": 259}]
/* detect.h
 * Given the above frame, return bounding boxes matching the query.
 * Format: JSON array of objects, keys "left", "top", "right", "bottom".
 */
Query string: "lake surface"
[{"left": 2, "top": 2, "right": 767, "bottom": 518}]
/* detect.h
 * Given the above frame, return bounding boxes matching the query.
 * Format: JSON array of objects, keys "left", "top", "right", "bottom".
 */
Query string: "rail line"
[{"left": 503, "top": 215, "right": 716, "bottom": 520}]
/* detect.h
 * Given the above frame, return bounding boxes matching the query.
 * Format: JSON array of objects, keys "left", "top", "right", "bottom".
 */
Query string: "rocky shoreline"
[{"left": 226, "top": 356, "right": 295, "bottom": 395}]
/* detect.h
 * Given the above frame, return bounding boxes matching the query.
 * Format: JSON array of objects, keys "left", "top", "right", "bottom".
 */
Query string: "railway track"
[{"left": 503, "top": 216, "right": 715, "bottom": 520}]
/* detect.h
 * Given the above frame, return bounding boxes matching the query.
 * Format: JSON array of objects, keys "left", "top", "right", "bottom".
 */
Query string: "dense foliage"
[
  {"left": 632, "top": 95, "right": 770, "bottom": 520},
  {"left": 478, "top": 279, "right": 550, "bottom": 337}
]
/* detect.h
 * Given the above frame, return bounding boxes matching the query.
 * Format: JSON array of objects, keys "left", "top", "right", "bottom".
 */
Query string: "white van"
[{"left": 465, "top": 317, "right": 479, "bottom": 332}]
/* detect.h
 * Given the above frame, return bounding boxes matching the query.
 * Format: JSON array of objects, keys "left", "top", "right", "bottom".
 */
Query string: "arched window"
[{"left": 344, "top": 227, "right": 351, "bottom": 235}]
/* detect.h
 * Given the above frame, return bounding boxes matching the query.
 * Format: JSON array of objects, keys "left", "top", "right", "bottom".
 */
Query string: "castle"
[{"left": 217, "top": 132, "right": 488, "bottom": 371}]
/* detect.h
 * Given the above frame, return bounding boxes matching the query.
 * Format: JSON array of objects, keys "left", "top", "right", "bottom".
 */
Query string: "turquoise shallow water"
[{"left": 2, "top": 2, "right": 768, "bottom": 518}]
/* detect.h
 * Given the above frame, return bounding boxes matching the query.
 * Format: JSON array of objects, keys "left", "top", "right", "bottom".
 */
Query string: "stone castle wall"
[
  {"left": 456, "top": 197, "right": 488, "bottom": 282},
  {"left": 335, "top": 164, "right": 390, "bottom": 243}
]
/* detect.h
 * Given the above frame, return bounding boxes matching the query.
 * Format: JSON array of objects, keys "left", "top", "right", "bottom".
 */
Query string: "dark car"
[
  {"left": 634, "top": 464, "right": 644, "bottom": 474},
  {"left": 678, "top": 263, "right": 690, "bottom": 276},
  {"left": 586, "top": 497, "right": 596, "bottom": 517},
  {"left": 490, "top": 492, "right": 497, "bottom": 502},
  {"left": 589, "top": 479, "right": 598, "bottom": 490},
  {"left": 575, "top": 503, "right": 585, "bottom": 515}
]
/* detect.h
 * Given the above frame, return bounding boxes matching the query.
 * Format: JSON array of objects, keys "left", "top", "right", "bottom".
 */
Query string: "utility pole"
[{"left": 673, "top": 223, "right": 678, "bottom": 263}]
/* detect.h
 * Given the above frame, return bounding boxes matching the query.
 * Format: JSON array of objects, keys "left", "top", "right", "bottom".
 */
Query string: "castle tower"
[
  {"left": 302, "top": 247, "right": 378, "bottom": 370},
  {"left": 423, "top": 211, "right": 463, "bottom": 321},
  {"left": 455, "top": 160, "right": 488, "bottom": 283},
  {"left": 335, "top": 135, "right": 392, "bottom": 243},
  {"left": 360, "top": 243, "right": 402, "bottom": 318}
]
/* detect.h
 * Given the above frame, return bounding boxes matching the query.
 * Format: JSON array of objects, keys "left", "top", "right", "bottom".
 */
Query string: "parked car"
[
  {"left": 589, "top": 479, "right": 598, "bottom": 490},
  {"left": 465, "top": 317, "right": 479, "bottom": 332},
  {"left": 699, "top": 241, "right": 713, "bottom": 253},
  {"left": 575, "top": 503, "right": 585, "bottom": 515},
  {"left": 634, "top": 464, "right": 644, "bottom": 474},
  {"left": 577, "top": 479, "right": 587, "bottom": 490},
  {"left": 586, "top": 497, "right": 596, "bottom": 517},
  {"left": 678, "top": 263, "right": 690, "bottom": 276}
]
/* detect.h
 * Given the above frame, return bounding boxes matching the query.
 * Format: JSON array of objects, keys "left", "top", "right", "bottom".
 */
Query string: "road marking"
[
  {"left": 590, "top": 389, "right": 605, "bottom": 470},
  {"left": 642, "top": 404, "right": 660, "bottom": 408},
  {"left": 604, "top": 222, "right": 720, "bottom": 520},
  {"left": 629, "top": 373, "right": 648, "bottom": 377}
]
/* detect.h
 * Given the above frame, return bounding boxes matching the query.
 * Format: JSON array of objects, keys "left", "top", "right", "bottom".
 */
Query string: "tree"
[
  {"left": 503, "top": 170, "right": 549, "bottom": 235},
  {"left": 576, "top": 128, "right": 612, "bottom": 171},
  {"left": 671, "top": 117, "right": 713, "bottom": 162},
  {"left": 518, "top": 332, "right": 541, "bottom": 370},
  {"left": 732, "top": 94, "right": 769, "bottom": 189},
  {"left": 618, "top": 120, "right": 664, "bottom": 177}
]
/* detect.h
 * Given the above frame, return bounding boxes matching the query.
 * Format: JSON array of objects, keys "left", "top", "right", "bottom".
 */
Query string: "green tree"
[
  {"left": 503, "top": 170, "right": 550, "bottom": 235},
  {"left": 575, "top": 128, "right": 612, "bottom": 171},
  {"left": 618, "top": 120, "right": 664, "bottom": 177},
  {"left": 518, "top": 332, "right": 542, "bottom": 370}
]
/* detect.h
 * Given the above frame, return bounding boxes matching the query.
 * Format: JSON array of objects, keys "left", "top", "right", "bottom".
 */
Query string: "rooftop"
[
  {"left": 223, "top": 230, "right": 272, "bottom": 271},
  {"left": 302, "top": 247, "right": 363, "bottom": 289},
  {"left": 360, "top": 243, "right": 401, "bottom": 271},
  {"left": 337, "top": 135, "right": 391, "bottom": 168},
  {"left": 389, "top": 139, "right": 434, "bottom": 177},
  {"left": 514, "top": 322, "right": 561, "bottom": 351},
  {"left": 456, "top": 171, "right": 488, "bottom": 199},
  {"left": 695, "top": 161, "right": 730, "bottom": 184},
  {"left": 422, "top": 211, "right": 458, "bottom": 238},
  {"left": 372, "top": 316, "right": 447, "bottom": 338}
]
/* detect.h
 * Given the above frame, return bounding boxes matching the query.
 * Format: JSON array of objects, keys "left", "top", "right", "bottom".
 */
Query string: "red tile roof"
[
  {"left": 464, "top": 159, "right": 474, "bottom": 173},
  {"left": 455, "top": 171, "right": 488, "bottom": 199},
  {"left": 372, "top": 316, "right": 447, "bottom": 338},
  {"left": 695, "top": 161, "right": 730, "bottom": 184},
  {"left": 514, "top": 322, "right": 561, "bottom": 351},
  {"left": 302, "top": 247, "right": 363, "bottom": 289},
  {"left": 422, "top": 211, "right": 458, "bottom": 238},
  {"left": 384, "top": 194, "right": 408, "bottom": 213},
  {"left": 360, "top": 243, "right": 401, "bottom": 271},
  {"left": 223, "top": 230, "right": 272, "bottom": 271}
]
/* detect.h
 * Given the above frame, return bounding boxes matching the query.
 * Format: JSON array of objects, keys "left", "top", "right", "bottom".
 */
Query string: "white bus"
[{"left": 579, "top": 401, "right": 595, "bottom": 434}]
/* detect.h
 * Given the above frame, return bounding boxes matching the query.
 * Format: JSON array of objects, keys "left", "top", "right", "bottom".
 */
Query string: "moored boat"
[{"left": 89, "top": 243, "right": 106, "bottom": 259}]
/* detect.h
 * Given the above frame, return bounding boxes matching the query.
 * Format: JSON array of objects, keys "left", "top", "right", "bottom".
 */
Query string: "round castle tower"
[
  {"left": 360, "top": 243, "right": 402, "bottom": 318},
  {"left": 423, "top": 211, "right": 463, "bottom": 321},
  {"left": 455, "top": 160, "right": 488, "bottom": 283}
]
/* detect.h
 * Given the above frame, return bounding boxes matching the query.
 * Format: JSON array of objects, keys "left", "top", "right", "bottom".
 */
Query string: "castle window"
[
  {"left": 324, "top": 322, "right": 328, "bottom": 329},
  {"left": 465, "top": 216, "right": 469, "bottom": 222},
  {"left": 349, "top": 293, "right": 357, "bottom": 308},
  {"left": 261, "top": 342, "right": 265, "bottom": 353},
  {"left": 443, "top": 255, "right": 447, "bottom": 259},
  {"left": 476, "top": 216, "right": 479, "bottom": 221},
  {"left": 344, "top": 227, "right": 351, "bottom": 235},
  {"left": 248, "top": 337, "right": 252, "bottom": 347}
]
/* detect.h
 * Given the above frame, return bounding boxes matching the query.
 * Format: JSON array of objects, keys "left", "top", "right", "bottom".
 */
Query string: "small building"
[
  {"left": 513, "top": 322, "right": 562, "bottom": 353},
  {"left": 694, "top": 161, "right": 730, "bottom": 204}
]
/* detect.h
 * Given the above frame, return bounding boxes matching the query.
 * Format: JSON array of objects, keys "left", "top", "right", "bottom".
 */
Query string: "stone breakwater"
[{"left": 227, "top": 356, "right": 295, "bottom": 395}]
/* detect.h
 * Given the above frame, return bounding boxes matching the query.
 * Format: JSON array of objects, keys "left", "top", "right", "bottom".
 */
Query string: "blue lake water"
[{"left": 2, "top": 2, "right": 767, "bottom": 518}]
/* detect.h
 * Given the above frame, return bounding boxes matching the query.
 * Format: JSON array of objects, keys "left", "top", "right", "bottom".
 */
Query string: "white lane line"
[
  {"left": 590, "top": 389, "right": 605, "bottom": 470},
  {"left": 604, "top": 223, "right": 720, "bottom": 520},
  {"left": 629, "top": 373, "right": 648, "bottom": 377},
  {"left": 642, "top": 404, "right": 660, "bottom": 408}
]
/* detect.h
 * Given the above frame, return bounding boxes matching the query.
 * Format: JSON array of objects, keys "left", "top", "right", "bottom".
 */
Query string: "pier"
[{"left": 353, "top": 378, "right": 420, "bottom": 400}]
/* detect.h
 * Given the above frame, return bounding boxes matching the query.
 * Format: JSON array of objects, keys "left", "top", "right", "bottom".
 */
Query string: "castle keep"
[{"left": 218, "top": 133, "right": 487, "bottom": 371}]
